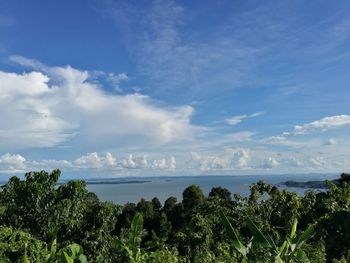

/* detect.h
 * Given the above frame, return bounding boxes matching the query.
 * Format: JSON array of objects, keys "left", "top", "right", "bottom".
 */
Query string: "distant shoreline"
[
  {"left": 280, "top": 173, "right": 350, "bottom": 189},
  {"left": 58, "top": 180, "right": 152, "bottom": 185},
  {"left": 281, "top": 180, "right": 330, "bottom": 189}
]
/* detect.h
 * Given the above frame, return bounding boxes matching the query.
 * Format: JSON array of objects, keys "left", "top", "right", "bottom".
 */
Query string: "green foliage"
[
  {"left": 220, "top": 210, "right": 247, "bottom": 257},
  {"left": 58, "top": 243, "right": 87, "bottom": 263},
  {"left": 221, "top": 211, "right": 315, "bottom": 262},
  {"left": 320, "top": 209, "right": 350, "bottom": 261},
  {"left": 80, "top": 201, "right": 121, "bottom": 262},
  {"left": 2, "top": 170, "right": 350, "bottom": 262},
  {"left": 0, "top": 170, "right": 88, "bottom": 243},
  {"left": 119, "top": 212, "right": 146, "bottom": 263},
  {"left": 0, "top": 226, "right": 47, "bottom": 262},
  {"left": 182, "top": 184, "right": 205, "bottom": 211},
  {"left": 144, "top": 247, "right": 180, "bottom": 263},
  {"left": 209, "top": 186, "right": 232, "bottom": 201}
]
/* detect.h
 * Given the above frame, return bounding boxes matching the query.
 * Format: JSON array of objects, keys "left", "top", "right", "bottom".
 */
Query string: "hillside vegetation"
[{"left": 0, "top": 170, "right": 350, "bottom": 262}]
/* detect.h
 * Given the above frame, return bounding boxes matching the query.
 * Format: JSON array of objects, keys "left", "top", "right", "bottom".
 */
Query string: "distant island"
[
  {"left": 56, "top": 179, "right": 152, "bottom": 185},
  {"left": 281, "top": 173, "right": 350, "bottom": 189}
]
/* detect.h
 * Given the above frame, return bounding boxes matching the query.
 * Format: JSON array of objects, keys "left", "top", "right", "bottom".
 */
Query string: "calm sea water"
[{"left": 87, "top": 173, "right": 338, "bottom": 205}]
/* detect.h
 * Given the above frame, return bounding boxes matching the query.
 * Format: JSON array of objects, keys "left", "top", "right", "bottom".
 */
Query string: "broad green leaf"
[
  {"left": 295, "top": 224, "right": 315, "bottom": 248},
  {"left": 78, "top": 254, "right": 87, "bottom": 263},
  {"left": 278, "top": 240, "right": 288, "bottom": 255},
  {"left": 219, "top": 210, "right": 247, "bottom": 256},
  {"left": 128, "top": 212, "right": 144, "bottom": 258},
  {"left": 46, "top": 238, "right": 57, "bottom": 262},
  {"left": 50, "top": 239, "right": 57, "bottom": 256},
  {"left": 290, "top": 218, "right": 298, "bottom": 238},
  {"left": 244, "top": 214, "right": 275, "bottom": 250},
  {"left": 69, "top": 243, "right": 81, "bottom": 257},
  {"left": 62, "top": 252, "right": 74, "bottom": 263},
  {"left": 274, "top": 254, "right": 285, "bottom": 263}
]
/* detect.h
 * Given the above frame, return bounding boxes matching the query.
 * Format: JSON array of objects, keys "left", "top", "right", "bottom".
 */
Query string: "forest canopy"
[{"left": 0, "top": 170, "right": 350, "bottom": 262}]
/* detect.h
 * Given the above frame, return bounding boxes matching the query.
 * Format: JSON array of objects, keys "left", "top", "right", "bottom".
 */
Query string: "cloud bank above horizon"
[{"left": 1, "top": 0, "right": 350, "bottom": 177}]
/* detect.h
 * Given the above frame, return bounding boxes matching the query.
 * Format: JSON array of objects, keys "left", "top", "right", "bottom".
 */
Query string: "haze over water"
[{"left": 87, "top": 173, "right": 338, "bottom": 205}]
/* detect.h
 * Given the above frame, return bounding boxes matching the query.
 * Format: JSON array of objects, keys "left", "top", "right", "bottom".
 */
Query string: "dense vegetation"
[{"left": 0, "top": 170, "right": 349, "bottom": 262}]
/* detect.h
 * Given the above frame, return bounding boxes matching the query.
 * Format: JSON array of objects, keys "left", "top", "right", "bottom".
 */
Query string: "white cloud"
[
  {"left": 105, "top": 152, "right": 117, "bottom": 166},
  {"left": 152, "top": 156, "right": 176, "bottom": 170},
  {"left": 225, "top": 115, "right": 247, "bottom": 126},
  {"left": 107, "top": 72, "right": 128, "bottom": 89},
  {"left": 121, "top": 154, "right": 149, "bottom": 169},
  {"left": 0, "top": 153, "right": 26, "bottom": 167},
  {"left": 71, "top": 152, "right": 176, "bottom": 171},
  {"left": 0, "top": 153, "right": 26, "bottom": 172},
  {"left": 264, "top": 115, "right": 350, "bottom": 148},
  {"left": 74, "top": 152, "right": 105, "bottom": 169},
  {"left": 224, "top": 131, "right": 255, "bottom": 142},
  {"left": 262, "top": 157, "right": 279, "bottom": 169},
  {"left": 263, "top": 136, "right": 301, "bottom": 147},
  {"left": 102, "top": 0, "right": 264, "bottom": 95},
  {"left": 89, "top": 70, "right": 129, "bottom": 92},
  {"left": 190, "top": 152, "right": 229, "bottom": 172},
  {"left": 190, "top": 148, "right": 251, "bottom": 172},
  {"left": 309, "top": 156, "right": 325, "bottom": 168},
  {"left": 291, "top": 115, "right": 350, "bottom": 135},
  {"left": 288, "top": 157, "right": 303, "bottom": 167},
  {"left": 325, "top": 138, "right": 339, "bottom": 145},
  {"left": 0, "top": 57, "right": 196, "bottom": 150},
  {"left": 0, "top": 151, "right": 177, "bottom": 173},
  {"left": 225, "top": 112, "right": 263, "bottom": 126},
  {"left": 230, "top": 148, "right": 251, "bottom": 169},
  {"left": 10, "top": 55, "right": 48, "bottom": 71}
]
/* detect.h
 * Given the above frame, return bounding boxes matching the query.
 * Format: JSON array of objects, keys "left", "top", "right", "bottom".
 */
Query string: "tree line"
[{"left": 0, "top": 170, "right": 349, "bottom": 262}]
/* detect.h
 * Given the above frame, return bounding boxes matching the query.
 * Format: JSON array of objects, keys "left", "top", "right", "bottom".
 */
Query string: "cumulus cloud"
[
  {"left": 152, "top": 156, "right": 176, "bottom": 170},
  {"left": 0, "top": 151, "right": 177, "bottom": 173},
  {"left": 73, "top": 152, "right": 176, "bottom": 170},
  {"left": 74, "top": 152, "right": 107, "bottom": 169},
  {"left": 89, "top": 70, "right": 129, "bottom": 92},
  {"left": 230, "top": 148, "right": 251, "bottom": 169},
  {"left": 0, "top": 71, "right": 76, "bottom": 149},
  {"left": 121, "top": 154, "right": 148, "bottom": 169},
  {"left": 0, "top": 153, "right": 26, "bottom": 172},
  {"left": 190, "top": 152, "right": 229, "bottom": 172},
  {"left": 190, "top": 148, "right": 251, "bottom": 172},
  {"left": 309, "top": 156, "right": 325, "bottom": 168},
  {"left": 262, "top": 157, "right": 279, "bottom": 169},
  {"left": 225, "top": 112, "right": 263, "bottom": 126},
  {"left": 288, "top": 157, "right": 303, "bottom": 167},
  {"left": 0, "top": 57, "right": 196, "bottom": 150}
]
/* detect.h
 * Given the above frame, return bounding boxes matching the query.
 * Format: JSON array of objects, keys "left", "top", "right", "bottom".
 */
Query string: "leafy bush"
[{"left": 1, "top": 170, "right": 350, "bottom": 262}]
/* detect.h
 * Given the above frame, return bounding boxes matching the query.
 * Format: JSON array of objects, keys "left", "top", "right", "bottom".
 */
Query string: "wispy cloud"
[
  {"left": 285, "top": 115, "right": 350, "bottom": 136},
  {"left": 225, "top": 112, "right": 264, "bottom": 126},
  {"left": 99, "top": 0, "right": 266, "bottom": 98}
]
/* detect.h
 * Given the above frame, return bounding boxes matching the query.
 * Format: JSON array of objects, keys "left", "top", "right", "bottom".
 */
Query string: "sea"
[{"left": 85, "top": 173, "right": 339, "bottom": 205}]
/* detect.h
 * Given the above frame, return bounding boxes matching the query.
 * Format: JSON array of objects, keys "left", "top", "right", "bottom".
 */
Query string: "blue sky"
[{"left": 1, "top": 0, "right": 350, "bottom": 178}]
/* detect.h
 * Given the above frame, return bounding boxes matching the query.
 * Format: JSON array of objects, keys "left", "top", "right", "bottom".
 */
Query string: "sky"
[{"left": 0, "top": 0, "right": 350, "bottom": 178}]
